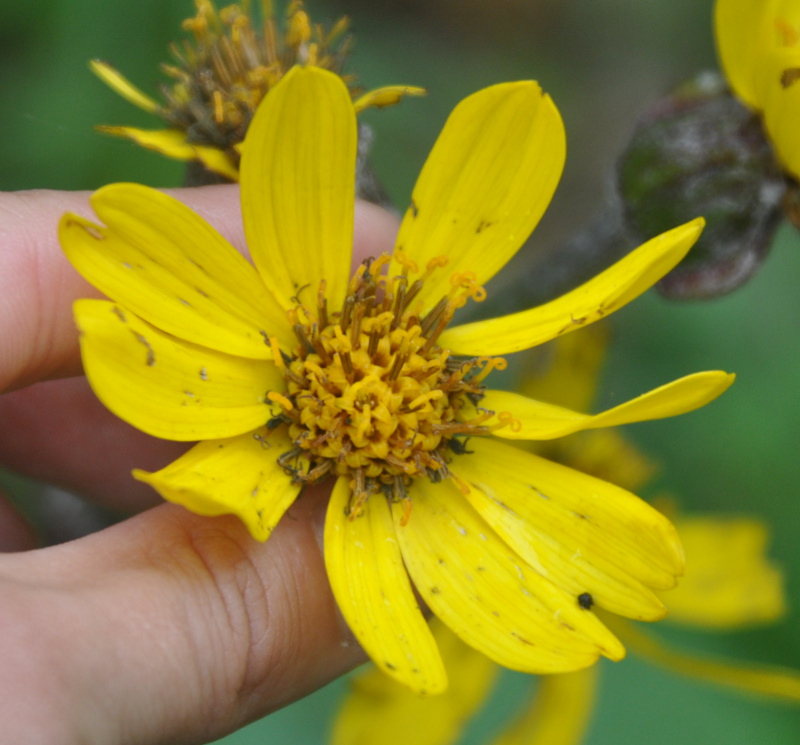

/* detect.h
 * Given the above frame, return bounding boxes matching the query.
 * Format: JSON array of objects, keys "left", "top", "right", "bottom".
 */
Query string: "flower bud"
[{"left": 618, "top": 72, "right": 787, "bottom": 299}]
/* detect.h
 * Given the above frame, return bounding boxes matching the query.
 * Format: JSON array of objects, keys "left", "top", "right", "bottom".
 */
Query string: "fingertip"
[{"left": 353, "top": 200, "right": 400, "bottom": 265}]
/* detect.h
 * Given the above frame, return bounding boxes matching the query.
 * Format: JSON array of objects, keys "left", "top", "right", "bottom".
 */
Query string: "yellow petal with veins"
[
  {"left": 241, "top": 65, "right": 356, "bottom": 311},
  {"left": 453, "top": 438, "right": 684, "bottom": 617},
  {"left": 395, "top": 478, "right": 624, "bottom": 673},
  {"left": 352, "top": 85, "right": 427, "bottom": 113},
  {"left": 389, "top": 81, "right": 565, "bottom": 312},
  {"left": 134, "top": 426, "right": 299, "bottom": 542},
  {"left": 331, "top": 620, "right": 497, "bottom": 745},
  {"left": 483, "top": 371, "right": 734, "bottom": 440},
  {"left": 95, "top": 126, "right": 196, "bottom": 159},
  {"left": 440, "top": 218, "right": 704, "bottom": 356},
  {"left": 491, "top": 667, "right": 598, "bottom": 745},
  {"left": 75, "top": 299, "right": 281, "bottom": 441},
  {"left": 325, "top": 477, "right": 447, "bottom": 695},
  {"left": 90, "top": 59, "right": 160, "bottom": 113},
  {"left": 62, "top": 184, "right": 293, "bottom": 356}
]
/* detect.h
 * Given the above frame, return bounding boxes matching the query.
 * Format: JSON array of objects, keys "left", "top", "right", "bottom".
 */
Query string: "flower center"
[{"left": 267, "top": 253, "right": 512, "bottom": 520}]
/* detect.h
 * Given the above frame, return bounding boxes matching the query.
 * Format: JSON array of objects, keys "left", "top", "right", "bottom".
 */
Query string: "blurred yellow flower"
[
  {"left": 716, "top": 0, "right": 800, "bottom": 178},
  {"left": 657, "top": 512, "right": 786, "bottom": 629},
  {"left": 91, "top": 0, "right": 424, "bottom": 180},
  {"left": 60, "top": 65, "right": 734, "bottom": 693}
]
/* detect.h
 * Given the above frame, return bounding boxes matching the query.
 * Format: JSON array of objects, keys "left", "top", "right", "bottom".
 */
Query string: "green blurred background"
[{"left": 1, "top": 0, "right": 798, "bottom": 743}]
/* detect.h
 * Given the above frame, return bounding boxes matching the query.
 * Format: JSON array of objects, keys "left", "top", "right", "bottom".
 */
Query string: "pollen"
[{"left": 270, "top": 254, "right": 507, "bottom": 516}]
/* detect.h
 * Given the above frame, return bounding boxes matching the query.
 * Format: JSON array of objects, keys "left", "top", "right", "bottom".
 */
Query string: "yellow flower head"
[
  {"left": 90, "top": 0, "right": 425, "bottom": 180},
  {"left": 716, "top": 0, "right": 800, "bottom": 178},
  {"left": 60, "top": 66, "right": 735, "bottom": 694}
]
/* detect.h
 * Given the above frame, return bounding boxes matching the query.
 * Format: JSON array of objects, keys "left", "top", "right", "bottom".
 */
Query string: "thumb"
[{"left": 0, "top": 486, "right": 363, "bottom": 744}]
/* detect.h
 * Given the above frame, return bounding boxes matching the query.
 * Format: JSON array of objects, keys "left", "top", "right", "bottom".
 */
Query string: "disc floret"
[{"left": 268, "top": 254, "right": 514, "bottom": 518}]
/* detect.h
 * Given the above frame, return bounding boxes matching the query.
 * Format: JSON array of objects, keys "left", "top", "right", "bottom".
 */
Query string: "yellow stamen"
[
  {"left": 268, "top": 336, "right": 286, "bottom": 371},
  {"left": 267, "top": 391, "right": 294, "bottom": 411}
]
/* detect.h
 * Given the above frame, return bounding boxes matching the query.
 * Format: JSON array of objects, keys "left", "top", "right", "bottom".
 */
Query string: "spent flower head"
[
  {"left": 91, "top": 0, "right": 424, "bottom": 181},
  {"left": 60, "top": 65, "right": 735, "bottom": 693}
]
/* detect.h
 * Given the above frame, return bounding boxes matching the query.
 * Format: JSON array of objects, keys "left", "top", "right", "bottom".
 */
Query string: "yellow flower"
[
  {"left": 716, "top": 0, "right": 800, "bottom": 178},
  {"left": 91, "top": 0, "right": 425, "bottom": 180},
  {"left": 60, "top": 65, "right": 734, "bottom": 694}
]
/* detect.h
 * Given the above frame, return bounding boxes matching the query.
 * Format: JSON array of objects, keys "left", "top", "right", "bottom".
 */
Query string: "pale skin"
[{"left": 0, "top": 186, "right": 400, "bottom": 744}]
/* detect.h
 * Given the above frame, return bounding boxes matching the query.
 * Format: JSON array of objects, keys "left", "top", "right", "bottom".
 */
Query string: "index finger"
[{"left": 0, "top": 186, "right": 399, "bottom": 393}]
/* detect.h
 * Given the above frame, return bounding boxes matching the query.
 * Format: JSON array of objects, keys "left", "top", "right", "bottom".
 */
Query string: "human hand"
[{"left": 0, "top": 186, "right": 399, "bottom": 744}]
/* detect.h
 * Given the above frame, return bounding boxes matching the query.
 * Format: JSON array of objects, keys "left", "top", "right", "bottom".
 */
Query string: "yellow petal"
[
  {"left": 95, "top": 126, "right": 196, "bottom": 160},
  {"left": 439, "top": 218, "right": 704, "bottom": 356},
  {"left": 331, "top": 621, "right": 498, "bottom": 745},
  {"left": 90, "top": 59, "right": 160, "bottom": 113},
  {"left": 241, "top": 65, "right": 356, "bottom": 311},
  {"left": 395, "top": 478, "right": 624, "bottom": 673},
  {"left": 193, "top": 145, "right": 240, "bottom": 181},
  {"left": 75, "top": 299, "right": 281, "bottom": 441},
  {"left": 714, "top": 0, "right": 777, "bottom": 109},
  {"left": 352, "top": 85, "right": 427, "bottom": 113},
  {"left": 605, "top": 616, "right": 800, "bottom": 703},
  {"left": 533, "top": 429, "right": 658, "bottom": 495},
  {"left": 757, "top": 46, "right": 800, "bottom": 180},
  {"left": 659, "top": 516, "right": 786, "bottom": 629},
  {"left": 388, "top": 81, "right": 565, "bottom": 312},
  {"left": 61, "top": 184, "right": 293, "bottom": 356},
  {"left": 491, "top": 667, "right": 598, "bottom": 745},
  {"left": 324, "top": 478, "right": 447, "bottom": 694},
  {"left": 483, "top": 371, "right": 735, "bottom": 440},
  {"left": 134, "top": 426, "right": 299, "bottom": 542},
  {"left": 453, "top": 438, "right": 683, "bottom": 618}
]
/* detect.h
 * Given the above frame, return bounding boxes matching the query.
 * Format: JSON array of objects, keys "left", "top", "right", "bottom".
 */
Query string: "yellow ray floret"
[
  {"left": 74, "top": 299, "right": 282, "bottom": 441},
  {"left": 659, "top": 515, "right": 786, "bottom": 629},
  {"left": 241, "top": 65, "right": 356, "bottom": 311},
  {"left": 715, "top": 0, "right": 800, "bottom": 178},
  {"left": 605, "top": 615, "right": 800, "bottom": 702},
  {"left": 491, "top": 667, "right": 598, "bottom": 745},
  {"left": 353, "top": 85, "right": 428, "bottom": 113},
  {"left": 135, "top": 427, "right": 300, "bottom": 542},
  {"left": 62, "top": 184, "right": 293, "bottom": 356},
  {"left": 439, "top": 219, "right": 704, "bottom": 356},
  {"left": 454, "top": 438, "right": 683, "bottom": 618},
  {"left": 482, "top": 371, "right": 735, "bottom": 440},
  {"left": 395, "top": 478, "right": 625, "bottom": 673},
  {"left": 90, "top": 60, "right": 160, "bottom": 113},
  {"left": 389, "top": 81, "right": 565, "bottom": 313},
  {"left": 331, "top": 620, "right": 497, "bottom": 745},
  {"left": 325, "top": 478, "right": 448, "bottom": 694}
]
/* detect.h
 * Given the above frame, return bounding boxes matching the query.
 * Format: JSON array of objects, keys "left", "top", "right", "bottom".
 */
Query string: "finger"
[
  {"left": 0, "top": 376, "right": 186, "bottom": 512},
  {"left": 0, "top": 187, "right": 399, "bottom": 393},
  {"left": 0, "top": 487, "right": 366, "bottom": 744},
  {"left": 0, "top": 490, "right": 37, "bottom": 552}
]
